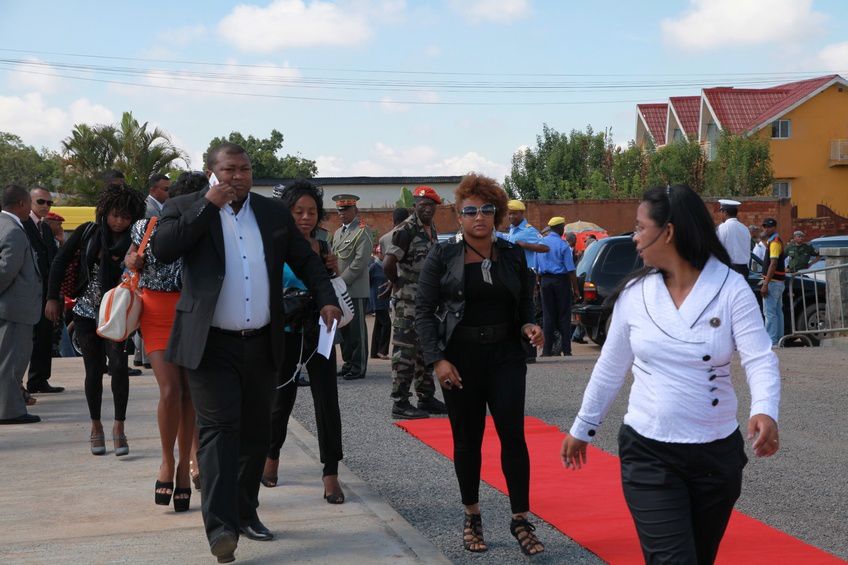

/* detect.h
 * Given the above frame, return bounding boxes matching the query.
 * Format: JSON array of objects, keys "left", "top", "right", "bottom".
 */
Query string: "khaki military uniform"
[
  {"left": 389, "top": 213, "right": 437, "bottom": 401},
  {"left": 333, "top": 218, "right": 373, "bottom": 378}
]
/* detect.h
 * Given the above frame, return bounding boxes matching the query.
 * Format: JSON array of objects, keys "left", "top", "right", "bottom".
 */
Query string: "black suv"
[{"left": 572, "top": 235, "right": 827, "bottom": 346}]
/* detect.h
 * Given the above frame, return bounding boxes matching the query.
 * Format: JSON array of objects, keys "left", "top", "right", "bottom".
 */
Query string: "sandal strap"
[
  {"left": 463, "top": 513, "right": 485, "bottom": 546},
  {"left": 510, "top": 518, "right": 543, "bottom": 554}
]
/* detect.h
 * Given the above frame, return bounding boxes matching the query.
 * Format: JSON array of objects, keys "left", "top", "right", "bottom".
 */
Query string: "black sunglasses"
[
  {"left": 460, "top": 204, "right": 496, "bottom": 218},
  {"left": 35, "top": 199, "right": 54, "bottom": 206}
]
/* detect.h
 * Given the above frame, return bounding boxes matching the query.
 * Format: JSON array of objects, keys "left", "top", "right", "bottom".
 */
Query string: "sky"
[{"left": 2, "top": 0, "right": 848, "bottom": 182}]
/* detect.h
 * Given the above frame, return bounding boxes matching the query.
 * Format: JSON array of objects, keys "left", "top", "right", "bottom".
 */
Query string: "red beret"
[
  {"left": 413, "top": 185, "right": 441, "bottom": 205},
  {"left": 46, "top": 212, "right": 65, "bottom": 222}
]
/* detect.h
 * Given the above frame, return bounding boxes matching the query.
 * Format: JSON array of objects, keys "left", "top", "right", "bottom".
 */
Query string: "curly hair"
[
  {"left": 274, "top": 180, "right": 326, "bottom": 235},
  {"left": 169, "top": 171, "right": 209, "bottom": 198},
  {"left": 453, "top": 172, "right": 509, "bottom": 227},
  {"left": 95, "top": 185, "right": 145, "bottom": 222}
]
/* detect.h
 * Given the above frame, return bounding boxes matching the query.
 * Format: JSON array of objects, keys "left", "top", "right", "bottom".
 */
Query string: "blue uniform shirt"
[
  {"left": 497, "top": 219, "right": 545, "bottom": 271},
  {"left": 536, "top": 232, "right": 575, "bottom": 275}
]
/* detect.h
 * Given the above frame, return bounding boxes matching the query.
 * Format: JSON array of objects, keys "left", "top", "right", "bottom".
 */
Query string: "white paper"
[{"left": 317, "top": 317, "right": 338, "bottom": 359}]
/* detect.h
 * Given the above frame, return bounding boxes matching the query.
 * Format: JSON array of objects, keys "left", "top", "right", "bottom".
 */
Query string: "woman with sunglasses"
[
  {"left": 262, "top": 180, "right": 345, "bottom": 505},
  {"left": 561, "top": 185, "right": 780, "bottom": 564},
  {"left": 125, "top": 172, "right": 207, "bottom": 512},
  {"left": 416, "top": 173, "right": 545, "bottom": 556}
]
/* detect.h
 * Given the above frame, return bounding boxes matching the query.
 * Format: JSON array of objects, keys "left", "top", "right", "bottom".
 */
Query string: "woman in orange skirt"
[{"left": 125, "top": 172, "right": 208, "bottom": 512}]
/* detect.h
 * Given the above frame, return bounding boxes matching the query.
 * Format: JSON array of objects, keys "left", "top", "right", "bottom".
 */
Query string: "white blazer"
[{"left": 570, "top": 256, "right": 780, "bottom": 444}]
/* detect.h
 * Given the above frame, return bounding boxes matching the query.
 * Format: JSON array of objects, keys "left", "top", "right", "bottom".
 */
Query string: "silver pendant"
[{"left": 481, "top": 258, "right": 493, "bottom": 285}]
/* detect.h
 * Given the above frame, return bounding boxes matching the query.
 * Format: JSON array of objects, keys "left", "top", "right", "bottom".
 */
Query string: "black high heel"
[
  {"left": 173, "top": 487, "right": 191, "bottom": 512},
  {"left": 155, "top": 481, "right": 174, "bottom": 506}
]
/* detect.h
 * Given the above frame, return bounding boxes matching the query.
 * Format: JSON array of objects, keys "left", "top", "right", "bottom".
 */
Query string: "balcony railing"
[{"left": 829, "top": 140, "right": 848, "bottom": 165}]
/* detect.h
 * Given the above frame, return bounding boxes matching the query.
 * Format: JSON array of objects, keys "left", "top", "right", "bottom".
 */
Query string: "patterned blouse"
[
  {"left": 72, "top": 263, "right": 103, "bottom": 320},
  {"left": 131, "top": 219, "right": 182, "bottom": 292}
]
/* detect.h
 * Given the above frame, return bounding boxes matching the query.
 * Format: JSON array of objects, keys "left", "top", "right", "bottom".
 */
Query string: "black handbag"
[{"left": 283, "top": 287, "right": 317, "bottom": 331}]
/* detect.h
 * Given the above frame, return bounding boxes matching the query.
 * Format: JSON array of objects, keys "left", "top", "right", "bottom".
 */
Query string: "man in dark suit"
[
  {"left": 153, "top": 143, "right": 341, "bottom": 563},
  {"left": 23, "top": 187, "right": 61, "bottom": 393}
]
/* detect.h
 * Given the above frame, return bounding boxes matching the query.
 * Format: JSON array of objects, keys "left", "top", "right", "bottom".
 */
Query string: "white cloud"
[
  {"left": 661, "top": 0, "right": 826, "bottom": 51},
  {"left": 449, "top": 0, "right": 530, "bottom": 23},
  {"left": 423, "top": 44, "right": 442, "bottom": 58},
  {"left": 218, "top": 0, "right": 372, "bottom": 52},
  {"left": 0, "top": 93, "right": 114, "bottom": 148},
  {"left": 6, "top": 58, "right": 61, "bottom": 93},
  {"left": 315, "top": 143, "right": 509, "bottom": 180},
  {"left": 378, "top": 91, "right": 440, "bottom": 113},
  {"left": 815, "top": 41, "right": 848, "bottom": 71}
]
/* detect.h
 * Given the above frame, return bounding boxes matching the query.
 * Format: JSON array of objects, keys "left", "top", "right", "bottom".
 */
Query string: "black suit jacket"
[
  {"left": 152, "top": 191, "right": 338, "bottom": 370},
  {"left": 23, "top": 217, "right": 57, "bottom": 298}
]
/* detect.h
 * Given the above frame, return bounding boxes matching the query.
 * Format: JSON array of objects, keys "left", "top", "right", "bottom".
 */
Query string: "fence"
[{"left": 778, "top": 262, "right": 848, "bottom": 347}]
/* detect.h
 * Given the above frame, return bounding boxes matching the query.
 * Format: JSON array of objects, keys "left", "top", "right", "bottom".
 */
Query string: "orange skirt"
[{"left": 139, "top": 289, "right": 180, "bottom": 355}]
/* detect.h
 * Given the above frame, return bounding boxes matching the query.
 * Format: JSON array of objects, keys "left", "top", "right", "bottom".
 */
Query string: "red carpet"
[{"left": 396, "top": 417, "right": 846, "bottom": 564}]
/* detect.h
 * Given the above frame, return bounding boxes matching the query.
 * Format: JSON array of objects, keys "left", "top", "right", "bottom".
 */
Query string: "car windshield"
[{"left": 577, "top": 238, "right": 605, "bottom": 276}]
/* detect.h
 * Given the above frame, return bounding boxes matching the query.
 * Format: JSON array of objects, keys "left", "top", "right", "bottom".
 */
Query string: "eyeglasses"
[
  {"left": 35, "top": 199, "right": 54, "bottom": 206},
  {"left": 460, "top": 204, "right": 496, "bottom": 218}
]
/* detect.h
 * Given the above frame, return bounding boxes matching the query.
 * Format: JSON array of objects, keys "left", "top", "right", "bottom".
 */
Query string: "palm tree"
[{"left": 113, "top": 112, "right": 188, "bottom": 190}]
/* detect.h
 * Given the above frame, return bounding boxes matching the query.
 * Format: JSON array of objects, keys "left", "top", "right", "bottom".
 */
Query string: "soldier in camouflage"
[{"left": 381, "top": 186, "right": 447, "bottom": 419}]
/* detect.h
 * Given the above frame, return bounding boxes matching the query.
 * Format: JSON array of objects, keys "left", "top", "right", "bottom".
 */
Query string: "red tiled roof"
[
  {"left": 704, "top": 74, "right": 840, "bottom": 134},
  {"left": 668, "top": 96, "right": 700, "bottom": 137},
  {"left": 637, "top": 103, "right": 668, "bottom": 145}
]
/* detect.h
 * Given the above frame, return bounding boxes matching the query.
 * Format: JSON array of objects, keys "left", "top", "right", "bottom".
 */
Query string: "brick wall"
[
  {"left": 793, "top": 204, "right": 848, "bottom": 240},
  {"left": 322, "top": 197, "right": 796, "bottom": 242}
]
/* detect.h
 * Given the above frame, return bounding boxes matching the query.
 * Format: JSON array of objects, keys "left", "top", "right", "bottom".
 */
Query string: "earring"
[{"left": 491, "top": 229, "right": 497, "bottom": 242}]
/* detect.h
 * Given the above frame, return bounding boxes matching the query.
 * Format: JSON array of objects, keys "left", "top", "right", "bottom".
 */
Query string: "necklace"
[{"left": 464, "top": 240, "right": 493, "bottom": 285}]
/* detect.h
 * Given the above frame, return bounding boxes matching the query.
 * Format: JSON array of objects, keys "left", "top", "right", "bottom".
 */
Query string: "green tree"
[
  {"left": 705, "top": 131, "right": 773, "bottom": 196},
  {"left": 646, "top": 139, "right": 707, "bottom": 192},
  {"left": 396, "top": 186, "right": 413, "bottom": 208},
  {"left": 204, "top": 129, "right": 316, "bottom": 178},
  {"left": 0, "top": 132, "right": 62, "bottom": 188},
  {"left": 61, "top": 112, "right": 187, "bottom": 203}
]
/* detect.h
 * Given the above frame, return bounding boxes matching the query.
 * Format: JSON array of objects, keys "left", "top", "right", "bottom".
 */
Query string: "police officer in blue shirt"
[
  {"left": 536, "top": 217, "right": 581, "bottom": 356},
  {"left": 498, "top": 200, "right": 548, "bottom": 363}
]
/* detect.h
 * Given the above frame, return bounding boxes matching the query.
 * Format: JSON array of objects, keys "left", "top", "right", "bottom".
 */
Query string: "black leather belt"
[
  {"left": 540, "top": 273, "right": 567, "bottom": 278},
  {"left": 451, "top": 323, "right": 512, "bottom": 344},
  {"left": 210, "top": 325, "right": 269, "bottom": 338}
]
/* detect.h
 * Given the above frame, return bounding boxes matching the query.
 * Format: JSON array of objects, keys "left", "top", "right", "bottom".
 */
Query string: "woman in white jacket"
[{"left": 562, "top": 185, "right": 780, "bottom": 564}]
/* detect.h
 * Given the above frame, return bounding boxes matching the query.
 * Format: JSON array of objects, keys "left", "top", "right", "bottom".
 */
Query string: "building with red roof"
[{"left": 636, "top": 74, "right": 848, "bottom": 216}]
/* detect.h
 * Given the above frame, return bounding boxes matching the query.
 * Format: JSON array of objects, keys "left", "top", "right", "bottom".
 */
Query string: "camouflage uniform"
[
  {"left": 786, "top": 241, "right": 817, "bottom": 272},
  {"left": 388, "top": 213, "right": 437, "bottom": 402}
]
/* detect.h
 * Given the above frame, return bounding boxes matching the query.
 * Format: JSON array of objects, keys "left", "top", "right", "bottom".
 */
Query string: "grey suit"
[
  {"left": 332, "top": 219, "right": 373, "bottom": 378},
  {"left": 0, "top": 213, "right": 42, "bottom": 420}
]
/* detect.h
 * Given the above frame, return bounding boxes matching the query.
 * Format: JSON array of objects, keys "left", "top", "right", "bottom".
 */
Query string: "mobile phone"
[{"left": 209, "top": 173, "right": 219, "bottom": 188}]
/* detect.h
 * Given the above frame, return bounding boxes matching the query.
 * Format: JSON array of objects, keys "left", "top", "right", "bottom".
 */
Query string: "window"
[
  {"left": 771, "top": 120, "right": 791, "bottom": 139},
  {"left": 600, "top": 242, "right": 639, "bottom": 277},
  {"left": 772, "top": 181, "right": 791, "bottom": 198}
]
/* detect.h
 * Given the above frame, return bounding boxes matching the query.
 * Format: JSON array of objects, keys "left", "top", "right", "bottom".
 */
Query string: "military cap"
[
  {"left": 332, "top": 193, "right": 360, "bottom": 209},
  {"left": 412, "top": 186, "right": 441, "bottom": 205},
  {"left": 507, "top": 200, "right": 526, "bottom": 211},
  {"left": 718, "top": 199, "right": 742, "bottom": 210},
  {"left": 547, "top": 216, "right": 566, "bottom": 227},
  {"left": 762, "top": 218, "right": 777, "bottom": 228}
]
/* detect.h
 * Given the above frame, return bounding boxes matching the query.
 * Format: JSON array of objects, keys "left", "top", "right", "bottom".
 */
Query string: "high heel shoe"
[
  {"left": 113, "top": 434, "right": 129, "bottom": 457},
  {"left": 173, "top": 487, "right": 191, "bottom": 512},
  {"left": 190, "top": 460, "right": 201, "bottom": 491},
  {"left": 155, "top": 481, "right": 174, "bottom": 506},
  {"left": 90, "top": 433, "right": 106, "bottom": 456}
]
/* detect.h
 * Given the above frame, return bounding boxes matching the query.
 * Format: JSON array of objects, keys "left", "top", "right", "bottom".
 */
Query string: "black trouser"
[
  {"left": 731, "top": 264, "right": 749, "bottom": 278},
  {"left": 26, "top": 310, "right": 54, "bottom": 389},
  {"left": 73, "top": 314, "right": 129, "bottom": 421},
  {"left": 443, "top": 337, "right": 530, "bottom": 514},
  {"left": 540, "top": 274, "right": 572, "bottom": 355},
  {"left": 339, "top": 297, "right": 369, "bottom": 377},
  {"left": 187, "top": 328, "right": 275, "bottom": 544},
  {"left": 522, "top": 271, "right": 538, "bottom": 360},
  {"left": 269, "top": 331, "right": 342, "bottom": 476},
  {"left": 370, "top": 308, "right": 391, "bottom": 357},
  {"left": 618, "top": 425, "right": 747, "bottom": 565}
]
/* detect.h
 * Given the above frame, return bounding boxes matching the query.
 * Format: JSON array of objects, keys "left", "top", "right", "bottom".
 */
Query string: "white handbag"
[
  {"left": 96, "top": 218, "right": 156, "bottom": 342},
  {"left": 331, "top": 276, "right": 355, "bottom": 328}
]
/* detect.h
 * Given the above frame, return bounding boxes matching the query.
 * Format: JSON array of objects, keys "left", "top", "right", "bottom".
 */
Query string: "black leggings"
[
  {"left": 73, "top": 314, "right": 129, "bottom": 421},
  {"left": 268, "top": 331, "right": 342, "bottom": 476},
  {"left": 443, "top": 338, "right": 530, "bottom": 514}
]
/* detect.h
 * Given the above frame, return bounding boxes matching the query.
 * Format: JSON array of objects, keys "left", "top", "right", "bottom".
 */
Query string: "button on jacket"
[{"left": 570, "top": 256, "right": 780, "bottom": 444}]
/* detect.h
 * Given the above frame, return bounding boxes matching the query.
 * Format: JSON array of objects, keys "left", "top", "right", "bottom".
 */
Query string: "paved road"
[{"left": 291, "top": 338, "right": 848, "bottom": 564}]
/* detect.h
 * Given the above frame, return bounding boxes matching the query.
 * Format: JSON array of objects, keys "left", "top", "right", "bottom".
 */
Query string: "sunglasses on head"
[
  {"left": 36, "top": 199, "right": 54, "bottom": 206},
  {"left": 460, "top": 204, "right": 496, "bottom": 218}
]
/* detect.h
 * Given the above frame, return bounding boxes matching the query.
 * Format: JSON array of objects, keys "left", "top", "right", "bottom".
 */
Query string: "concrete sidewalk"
[{"left": 0, "top": 358, "right": 449, "bottom": 564}]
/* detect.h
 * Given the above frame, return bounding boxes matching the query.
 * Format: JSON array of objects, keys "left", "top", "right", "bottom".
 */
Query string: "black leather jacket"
[{"left": 415, "top": 236, "right": 534, "bottom": 365}]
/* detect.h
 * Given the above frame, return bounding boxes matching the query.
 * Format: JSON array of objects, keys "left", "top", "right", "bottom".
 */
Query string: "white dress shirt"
[
  {"left": 210, "top": 196, "right": 270, "bottom": 330},
  {"left": 570, "top": 256, "right": 780, "bottom": 444},
  {"left": 717, "top": 217, "right": 751, "bottom": 265}
]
